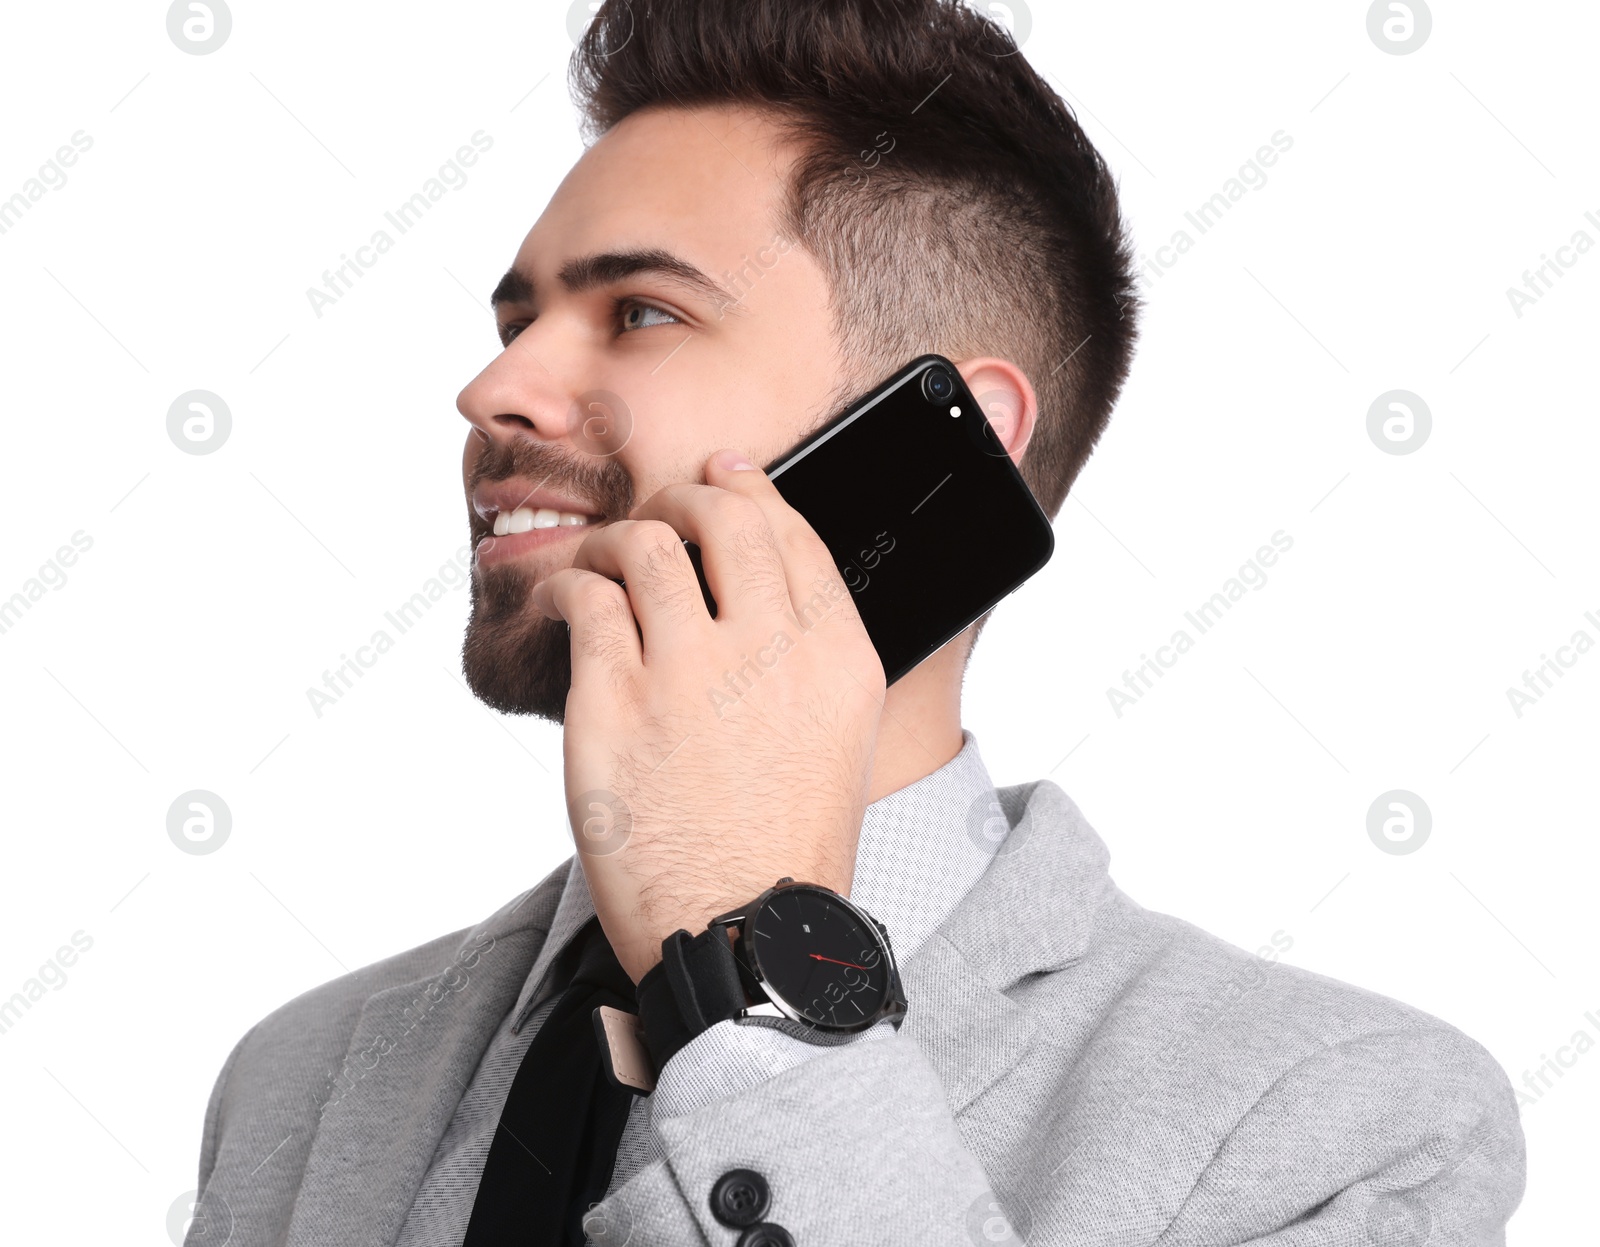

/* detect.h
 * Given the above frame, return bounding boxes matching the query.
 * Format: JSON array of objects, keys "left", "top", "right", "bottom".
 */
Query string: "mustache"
[{"left": 466, "top": 434, "right": 635, "bottom": 521}]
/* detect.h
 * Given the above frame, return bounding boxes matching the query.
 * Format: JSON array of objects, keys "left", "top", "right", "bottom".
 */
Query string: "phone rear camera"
[{"left": 921, "top": 367, "right": 955, "bottom": 404}]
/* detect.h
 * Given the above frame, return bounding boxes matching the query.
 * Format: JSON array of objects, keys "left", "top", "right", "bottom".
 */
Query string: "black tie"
[{"left": 463, "top": 915, "right": 639, "bottom": 1246}]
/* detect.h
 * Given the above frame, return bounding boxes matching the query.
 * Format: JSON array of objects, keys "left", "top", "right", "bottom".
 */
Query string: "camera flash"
[{"left": 950, "top": 405, "right": 961, "bottom": 418}]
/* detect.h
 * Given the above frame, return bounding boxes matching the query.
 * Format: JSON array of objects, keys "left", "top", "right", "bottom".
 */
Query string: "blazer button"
[
  {"left": 736, "top": 1223, "right": 796, "bottom": 1247},
  {"left": 709, "top": 1168, "right": 771, "bottom": 1228}
]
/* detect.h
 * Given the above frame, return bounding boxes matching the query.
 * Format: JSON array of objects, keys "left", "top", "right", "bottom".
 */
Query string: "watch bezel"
[{"left": 715, "top": 880, "right": 906, "bottom": 1034}]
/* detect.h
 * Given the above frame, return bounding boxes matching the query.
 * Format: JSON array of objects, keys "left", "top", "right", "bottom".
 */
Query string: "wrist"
[
  {"left": 635, "top": 925, "right": 747, "bottom": 1073},
  {"left": 632, "top": 877, "right": 905, "bottom": 1074},
  {"left": 621, "top": 913, "right": 746, "bottom": 987}
]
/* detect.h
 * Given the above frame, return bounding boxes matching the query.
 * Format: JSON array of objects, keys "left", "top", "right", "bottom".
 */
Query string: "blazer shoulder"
[
  {"left": 1009, "top": 889, "right": 1526, "bottom": 1237},
  {"left": 1073, "top": 890, "right": 1522, "bottom": 1139},
  {"left": 1130, "top": 896, "right": 1492, "bottom": 1047},
  {"left": 195, "top": 874, "right": 563, "bottom": 1181},
  {"left": 1098, "top": 902, "right": 1528, "bottom": 1239},
  {"left": 253, "top": 923, "right": 476, "bottom": 1049},
  {"left": 192, "top": 919, "right": 478, "bottom": 1196}
]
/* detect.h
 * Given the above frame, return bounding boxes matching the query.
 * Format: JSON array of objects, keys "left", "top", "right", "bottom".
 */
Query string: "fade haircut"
[{"left": 569, "top": 0, "right": 1140, "bottom": 516}]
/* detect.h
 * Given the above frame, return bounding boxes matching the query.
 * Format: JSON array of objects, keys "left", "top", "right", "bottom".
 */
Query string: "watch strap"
[
  {"left": 635, "top": 925, "right": 747, "bottom": 1072},
  {"left": 592, "top": 1004, "right": 657, "bottom": 1095}
]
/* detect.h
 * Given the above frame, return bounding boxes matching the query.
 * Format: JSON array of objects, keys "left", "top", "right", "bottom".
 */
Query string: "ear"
[{"left": 952, "top": 357, "right": 1037, "bottom": 469}]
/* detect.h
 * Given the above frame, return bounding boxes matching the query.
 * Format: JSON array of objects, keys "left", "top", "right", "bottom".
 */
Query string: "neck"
[{"left": 865, "top": 626, "right": 970, "bottom": 804}]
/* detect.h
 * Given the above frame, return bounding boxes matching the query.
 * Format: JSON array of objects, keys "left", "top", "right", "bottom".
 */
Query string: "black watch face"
[{"left": 748, "top": 887, "right": 891, "bottom": 1027}]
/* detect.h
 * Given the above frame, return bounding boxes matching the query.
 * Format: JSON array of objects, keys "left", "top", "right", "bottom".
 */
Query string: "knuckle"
[
  {"left": 571, "top": 571, "right": 623, "bottom": 612},
  {"left": 643, "top": 528, "right": 690, "bottom": 570},
  {"left": 614, "top": 519, "right": 693, "bottom": 580},
  {"left": 577, "top": 595, "right": 634, "bottom": 660},
  {"left": 624, "top": 518, "right": 680, "bottom": 548},
  {"left": 641, "top": 564, "right": 700, "bottom": 623},
  {"left": 727, "top": 527, "right": 786, "bottom": 595},
  {"left": 747, "top": 568, "right": 790, "bottom": 610},
  {"left": 710, "top": 502, "right": 787, "bottom": 604},
  {"left": 654, "top": 480, "right": 697, "bottom": 510},
  {"left": 585, "top": 626, "right": 630, "bottom": 665},
  {"left": 709, "top": 491, "right": 764, "bottom": 530},
  {"left": 639, "top": 537, "right": 684, "bottom": 577},
  {"left": 628, "top": 528, "right": 700, "bottom": 619}
]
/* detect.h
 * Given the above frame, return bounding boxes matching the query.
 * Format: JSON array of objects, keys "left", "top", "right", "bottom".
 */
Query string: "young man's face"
[{"left": 457, "top": 105, "right": 845, "bottom": 721}]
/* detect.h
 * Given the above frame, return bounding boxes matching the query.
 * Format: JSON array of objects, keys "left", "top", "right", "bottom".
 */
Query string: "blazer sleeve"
[
  {"left": 194, "top": 1023, "right": 256, "bottom": 1196},
  {"left": 586, "top": 1028, "right": 997, "bottom": 1245},
  {"left": 1153, "top": 1023, "right": 1527, "bottom": 1246},
  {"left": 646, "top": 1015, "right": 897, "bottom": 1119}
]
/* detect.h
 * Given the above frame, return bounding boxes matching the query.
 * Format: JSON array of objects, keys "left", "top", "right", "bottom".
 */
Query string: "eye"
[
  {"left": 617, "top": 299, "right": 681, "bottom": 332},
  {"left": 497, "top": 297, "right": 682, "bottom": 348}
]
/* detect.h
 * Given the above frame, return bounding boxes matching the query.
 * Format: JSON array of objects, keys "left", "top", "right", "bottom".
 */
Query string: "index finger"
[{"left": 632, "top": 450, "right": 861, "bottom": 635}]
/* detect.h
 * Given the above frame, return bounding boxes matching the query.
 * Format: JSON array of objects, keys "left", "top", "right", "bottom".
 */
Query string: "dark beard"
[
  {"left": 461, "top": 560, "right": 574, "bottom": 723},
  {"left": 458, "top": 433, "right": 634, "bottom": 724}
]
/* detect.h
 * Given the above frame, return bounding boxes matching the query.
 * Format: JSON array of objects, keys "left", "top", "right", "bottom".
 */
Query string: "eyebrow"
[{"left": 489, "top": 248, "right": 739, "bottom": 315}]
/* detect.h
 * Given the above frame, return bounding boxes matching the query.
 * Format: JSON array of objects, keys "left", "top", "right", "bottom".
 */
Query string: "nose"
[{"left": 456, "top": 343, "right": 571, "bottom": 449}]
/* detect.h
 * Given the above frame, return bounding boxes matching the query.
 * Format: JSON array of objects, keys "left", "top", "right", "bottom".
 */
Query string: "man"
[{"left": 187, "top": 2, "right": 1525, "bottom": 1244}]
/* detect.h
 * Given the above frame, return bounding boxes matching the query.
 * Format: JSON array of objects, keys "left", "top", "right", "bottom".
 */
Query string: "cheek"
[
  {"left": 622, "top": 381, "right": 740, "bottom": 466},
  {"left": 612, "top": 338, "right": 836, "bottom": 480},
  {"left": 614, "top": 437, "right": 705, "bottom": 500}
]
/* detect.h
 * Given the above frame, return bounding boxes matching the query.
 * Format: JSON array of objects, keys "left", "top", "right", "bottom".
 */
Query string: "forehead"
[{"left": 519, "top": 104, "right": 795, "bottom": 280}]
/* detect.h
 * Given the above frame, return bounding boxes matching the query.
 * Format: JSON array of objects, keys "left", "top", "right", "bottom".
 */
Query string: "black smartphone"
[{"left": 689, "top": 354, "right": 1054, "bottom": 686}]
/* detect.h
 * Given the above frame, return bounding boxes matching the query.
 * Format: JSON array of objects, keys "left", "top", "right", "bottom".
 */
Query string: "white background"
[{"left": 0, "top": 1, "right": 1594, "bottom": 1242}]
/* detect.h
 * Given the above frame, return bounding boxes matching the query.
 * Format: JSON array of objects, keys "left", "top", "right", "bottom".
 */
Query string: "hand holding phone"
[{"left": 536, "top": 451, "right": 888, "bottom": 983}]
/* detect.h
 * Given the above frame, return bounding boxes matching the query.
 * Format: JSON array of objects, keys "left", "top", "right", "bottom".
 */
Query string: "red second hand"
[{"left": 808, "top": 953, "right": 867, "bottom": 970}]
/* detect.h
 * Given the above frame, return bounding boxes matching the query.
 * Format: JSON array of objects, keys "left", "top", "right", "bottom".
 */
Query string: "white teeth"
[{"left": 490, "top": 507, "right": 595, "bottom": 537}]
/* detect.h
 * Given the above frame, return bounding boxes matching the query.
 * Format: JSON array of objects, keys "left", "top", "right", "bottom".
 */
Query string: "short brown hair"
[{"left": 570, "top": 0, "right": 1139, "bottom": 517}]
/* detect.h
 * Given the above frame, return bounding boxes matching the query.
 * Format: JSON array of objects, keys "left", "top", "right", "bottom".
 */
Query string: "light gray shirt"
[{"left": 394, "top": 729, "right": 1001, "bottom": 1245}]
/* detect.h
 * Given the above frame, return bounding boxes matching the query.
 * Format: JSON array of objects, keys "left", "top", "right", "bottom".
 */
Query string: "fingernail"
[{"left": 715, "top": 449, "right": 757, "bottom": 471}]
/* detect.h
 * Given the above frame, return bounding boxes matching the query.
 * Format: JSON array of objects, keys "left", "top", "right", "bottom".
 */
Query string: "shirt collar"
[{"left": 505, "top": 728, "right": 1000, "bottom": 1033}]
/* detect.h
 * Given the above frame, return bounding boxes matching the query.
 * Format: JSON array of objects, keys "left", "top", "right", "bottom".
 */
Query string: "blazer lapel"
[
  {"left": 283, "top": 865, "right": 571, "bottom": 1247},
  {"left": 903, "top": 778, "right": 1112, "bottom": 1115}
]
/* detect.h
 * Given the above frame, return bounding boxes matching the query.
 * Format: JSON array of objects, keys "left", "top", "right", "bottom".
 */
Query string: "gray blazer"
[{"left": 188, "top": 779, "right": 1525, "bottom": 1245}]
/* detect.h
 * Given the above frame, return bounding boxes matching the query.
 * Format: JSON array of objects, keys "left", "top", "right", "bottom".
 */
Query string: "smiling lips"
[
  {"left": 470, "top": 478, "right": 608, "bottom": 567},
  {"left": 492, "top": 506, "right": 592, "bottom": 535}
]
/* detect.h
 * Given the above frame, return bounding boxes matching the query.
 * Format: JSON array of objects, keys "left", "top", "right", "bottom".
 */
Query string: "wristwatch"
[{"left": 633, "top": 877, "right": 908, "bottom": 1073}]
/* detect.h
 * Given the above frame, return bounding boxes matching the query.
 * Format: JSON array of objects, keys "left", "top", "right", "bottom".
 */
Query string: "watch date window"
[{"left": 752, "top": 888, "right": 889, "bottom": 1026}]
